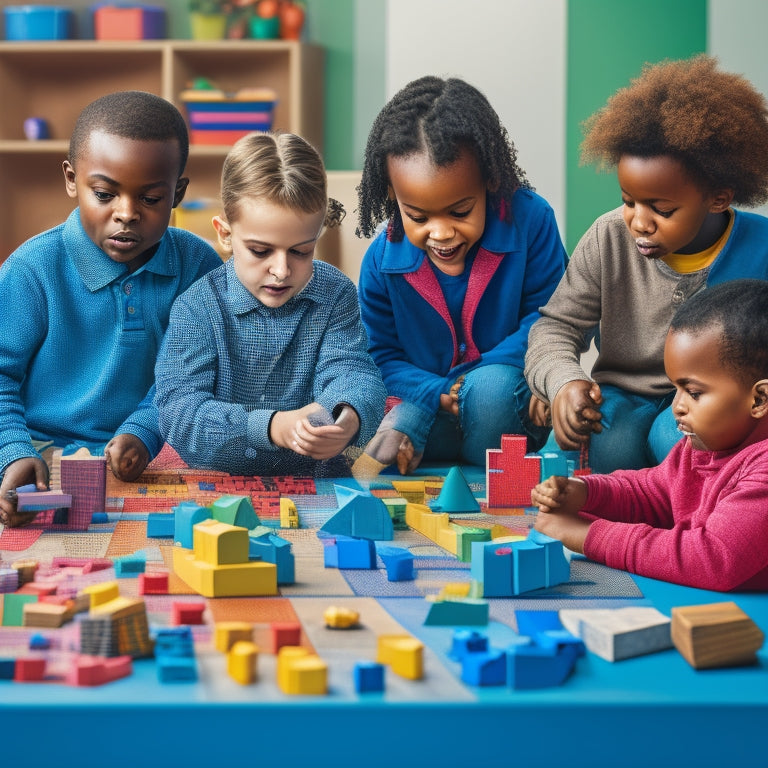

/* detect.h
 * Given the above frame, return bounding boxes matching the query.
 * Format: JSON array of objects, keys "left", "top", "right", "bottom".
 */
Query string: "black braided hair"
[{"left": 357, "top": 76, "right": 531, "bottom": 241}]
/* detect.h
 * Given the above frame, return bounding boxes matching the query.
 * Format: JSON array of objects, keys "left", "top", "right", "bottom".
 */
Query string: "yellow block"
[
  {"left": 376, "top": 634, "right": 424, "bottom": 680},
  {"left": 193, "top": 519, "right": 249, "bottom": 565},
  {"left": 227, "top": 641, "right": 259, "bottom": 684},
  {"left": 438, "top": 582, "right": 471, "bottom": 599},
  {"left": 437, "top": 525, "right": 458, "bottom": 554},
  {"left": 279, "top": 497, "right": 299, "bottom": 528},
  {"left": 81, "top": 580, "right": 120, "bottom": 608},
  {"left": 90, "top": 595, "right": 145, "bottom": 619},
  {"left": 276, "top": 646, "right": 327, "bottom": 695},
  {"left": 173, "top": 547, "right": 277, "bottom": 597},
  {"left": 392, "top": 480, "right": 427, "bottom": 505},
  {"left": 214, "top": 621, "right": 254, "bottom": 653}
]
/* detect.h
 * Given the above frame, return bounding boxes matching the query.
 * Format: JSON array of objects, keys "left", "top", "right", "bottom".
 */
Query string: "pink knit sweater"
[{"left": 582, "top": 437, "right": 768, "bottom": 591}]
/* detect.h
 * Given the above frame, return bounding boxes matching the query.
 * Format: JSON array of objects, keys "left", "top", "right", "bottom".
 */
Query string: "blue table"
[{"left": 2, "top": 573, "right": 766, "bottom": 768}]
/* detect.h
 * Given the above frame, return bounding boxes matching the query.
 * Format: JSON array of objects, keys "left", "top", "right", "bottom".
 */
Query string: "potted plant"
[{"left": 188, "top": 0, "right": 231, "bottom": 40}]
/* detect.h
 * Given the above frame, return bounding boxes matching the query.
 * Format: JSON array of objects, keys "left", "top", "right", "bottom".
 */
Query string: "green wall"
[{"left": 566, "top": 0, "right": 707, "bottom": 252}]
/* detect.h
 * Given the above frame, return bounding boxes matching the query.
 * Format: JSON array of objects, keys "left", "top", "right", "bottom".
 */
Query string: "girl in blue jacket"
[{"left": 353, "top": 76, "right": 567, "bottom": 478}]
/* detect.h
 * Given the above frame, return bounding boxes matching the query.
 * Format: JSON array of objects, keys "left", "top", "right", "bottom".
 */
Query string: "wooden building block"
[
  {"left": 81, "top": 581, "right": 119, "bottom": 609},
  {"left": 559, "top": 607, "right": 672, "bottom": 661},
  {"left": 376, "top": 635, "right": 424, "bottom": 680},
  {"left": 277, "top": 646, "right": 328, "bottom": 695},
  {"left": 671, "top": 601, "right": 764, "bottom": 669},
  {"left": 214, "top": 622, "right": 254, "bottom": 653}
]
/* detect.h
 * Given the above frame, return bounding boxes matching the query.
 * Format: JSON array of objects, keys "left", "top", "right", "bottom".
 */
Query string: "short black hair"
[
  {"left": 69, "top": 91, "right": 189, "bottom": 176},
  {"left": 357, "top": 75, "right": 531, "bottom": 240},
  {"left": 670, "top": 278, "right": 768, "bottom": 385}
]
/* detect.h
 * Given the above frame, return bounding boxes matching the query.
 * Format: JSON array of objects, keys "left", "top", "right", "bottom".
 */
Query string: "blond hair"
[{"left": 220, "top": 131, "right": 344, "bottom": 226}]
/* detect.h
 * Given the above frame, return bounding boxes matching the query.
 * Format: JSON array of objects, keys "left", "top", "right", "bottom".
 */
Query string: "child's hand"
[
  {"left": 531, "top": 475, "right": 587, "bottom": 514},
  {"left": 291, "top": 405, "right": 360, "bottom": 460},
  {"left": 532, "top": 476, "right": 590, "bottom": 554},
  {"left": 533, "top": 506, "right": 592, "bottom": 555},
  {"left": 439, "top": 375, "right": 464, "bottom": 416},
  {"left": 271, "top": 404, "right": 359, "bottom": 460},
  {"left": 551, "top": 380, "right": 603, "bottom": 449},
  {"left": 105, "top": 434, "right": 150, "bottom": 482},
  {"left": 528, "top": 394, "right": 551, "bottom": 427},
  {"left": 0, "top": 457, "right": 49, "bottom": 527}
]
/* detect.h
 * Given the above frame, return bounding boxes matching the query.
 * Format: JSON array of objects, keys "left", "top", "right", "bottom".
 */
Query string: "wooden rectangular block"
[{"left": 671, "top": 601, "right": 764, "bottom": 669}]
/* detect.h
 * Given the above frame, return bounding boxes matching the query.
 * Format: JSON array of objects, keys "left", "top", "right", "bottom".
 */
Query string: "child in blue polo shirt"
[{"left": 0, "top": 91, "right": 221, "bottom": 526}]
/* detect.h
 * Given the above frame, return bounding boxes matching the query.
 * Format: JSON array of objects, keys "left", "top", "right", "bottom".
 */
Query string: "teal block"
[
  {"left": 2, "top": 594, "right": 38, "bottom": 626},
  {"left": 211, "top": 495, "right": 259, "bottom": 530},
  {"left": 424, "top": 598, "right": 489, "bottom": 626},
  {"left": 512, "top": 539, "right": 547, "bottom": 595},
  {"left": 173, "top": 501, "right": 211, "bottom": 549}
]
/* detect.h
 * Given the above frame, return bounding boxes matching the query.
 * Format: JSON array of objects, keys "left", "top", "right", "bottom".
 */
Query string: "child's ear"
[
  {"left": 751, "top": 380, "right": 768, "bottom": 417},
  {"left": 62, "top": 160, "right": 77, "bottom": 199},
  {"left": 709, "top": 188, "right": 735, "bottom": 213},
  {"left": 173, "top": 177, "right": 190, "bottom": 208},
  {"left": 212, "top": 215, "right": 232, "bottom": 253}
]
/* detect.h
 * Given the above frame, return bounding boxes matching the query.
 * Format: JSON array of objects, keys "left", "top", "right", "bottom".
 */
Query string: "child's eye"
[
  {"left": 141, "top": 195, "right": 163, "bottom": 206},
  {"left": 93, "top": 190, "right": 114, "bottom": 202},
  {"left": 405, "top": 212, "right": 427, "bottom": 224},
  {"left": 687, "top": 390, "right": 702, "bottom": 401},
  {"left": 249, "top": 248, "right": 270, "bottom": 258},
  {"left": 652, "top": 206, "right": 675, "bottom": 218},
  {"left": 621, "top": 198, "right": 634, "bottom": 208},
  {"left": 290, "top": 248, "right": 314, "bottom": 258},
  {"left": 451, "top": 210, "right": 472, "bottom": 219}
]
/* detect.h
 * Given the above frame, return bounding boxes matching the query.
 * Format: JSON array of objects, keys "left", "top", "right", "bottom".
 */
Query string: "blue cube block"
[
  {"left": 449, "top": 629, "right": 489, "bottom": 661},
  {"left": 354, "top": 661, "right": 385, "bottom": 693},
  {"left": 0, "top": 658, "right": 16, "bottom": 679},
  {"left": 147, "top": 512, "right": 175, "bottom": 538}
]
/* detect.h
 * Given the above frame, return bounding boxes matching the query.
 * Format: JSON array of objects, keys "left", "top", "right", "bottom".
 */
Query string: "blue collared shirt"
[
  {"left": 0, "top": 208, "right": 221, "bottom": 472},
  {"left": 155, "top": 258, "right": 385, "bottom": 475}
]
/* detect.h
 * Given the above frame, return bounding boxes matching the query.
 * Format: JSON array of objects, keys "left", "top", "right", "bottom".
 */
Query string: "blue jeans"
[
  {"left": 587, "top": 384, "right": 680, "bottom": 473},
  {"left": 389, "top": 364, "right": 550, "bottom": 467}
]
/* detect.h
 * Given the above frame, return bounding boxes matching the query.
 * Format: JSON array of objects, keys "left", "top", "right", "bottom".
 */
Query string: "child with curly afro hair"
[{"left": 525, "top": 55, "right": 768, "bottom": 474}]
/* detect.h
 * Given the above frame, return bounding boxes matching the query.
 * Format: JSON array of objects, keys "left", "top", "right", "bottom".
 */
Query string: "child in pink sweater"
[{"left": 531, "top": 278, "right": 768, "bottom": 591}]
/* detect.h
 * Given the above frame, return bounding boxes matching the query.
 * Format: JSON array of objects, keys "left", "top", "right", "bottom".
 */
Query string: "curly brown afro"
[{"left": 581, "top": 55, "right": 768, "bottom": 207}]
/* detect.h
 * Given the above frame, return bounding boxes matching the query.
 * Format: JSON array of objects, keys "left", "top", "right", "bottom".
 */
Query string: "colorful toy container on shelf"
[
  {"left": 180, "top": 87, "right": 278, "bottom": 146},
  {"left": 93, "top": 5, "right": 166, "bottom": 40},
  {"left": 4, "top": 6, "right": 74, "bottom": 40}
]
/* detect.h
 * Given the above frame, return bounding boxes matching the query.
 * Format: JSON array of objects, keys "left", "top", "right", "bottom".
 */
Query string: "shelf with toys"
[{"left": 0, "top": 38, "right": 323, "bottom": 260}]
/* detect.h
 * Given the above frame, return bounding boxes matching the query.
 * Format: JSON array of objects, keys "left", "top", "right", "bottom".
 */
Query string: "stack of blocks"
[{"left": 172, "top": 520, "right": 278, "bottom": 597}]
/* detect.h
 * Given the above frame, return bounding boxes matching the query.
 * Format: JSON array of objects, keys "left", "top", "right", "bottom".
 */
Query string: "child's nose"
[
  {"left": 113, "top": 198, "right": 139, "bottom": 223},
  {"left": 270, "top": 254, "right": 290, "bottom": 280},
  {"left": 631, "top": 206, "right": 655, "bottom": 234},
  {"left": 429, "top": 219, "right": 455, "bottom": 241}
]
